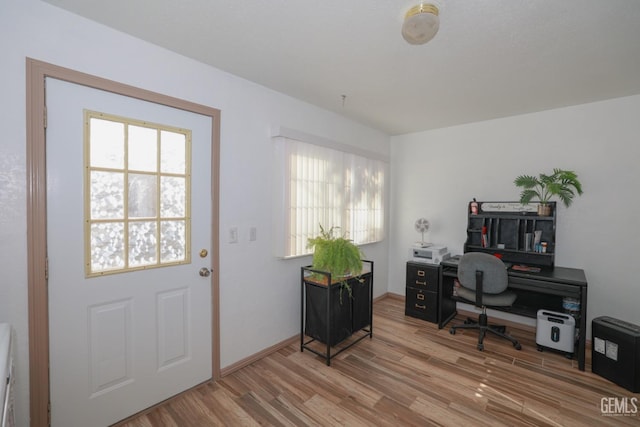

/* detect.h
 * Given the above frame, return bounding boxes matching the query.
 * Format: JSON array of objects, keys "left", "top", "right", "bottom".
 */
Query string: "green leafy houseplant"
[
  {"left": 307, "top": 225, "right": 363, "bottom": 300},
  {"left": 514, "top": 168, "right": 583, "bottom": 214}
]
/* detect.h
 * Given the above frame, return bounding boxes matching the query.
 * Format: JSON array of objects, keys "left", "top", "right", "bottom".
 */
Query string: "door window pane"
[
  {"left": 90, "top": 222, "right": 125, "bottom": 272},
  {"left": 128, "top": 125, "right": 158, "bottom": 172},
  {"left": 160, "top": 220, "right": 186, "bottom": 263},
  {"left": 128, "top": 221, "right": 158, "bottom": 267},
  {"left": 128, "top": 173, "right": 157, "bottom": 218},
  {"left": 160, "top": 176, "right": 186, "bottom": 217},
  {"left": 89, "top": 118, "right": 124, "bottom": 169},
  {"left": 161, "top": 130, "right": 186, "bottom": 174},
  {"left": 90, "top": 171, "right": 124, "bottom": 220},
  {"left": 85, "top": 111, "right": 191, "bottom": 276}
]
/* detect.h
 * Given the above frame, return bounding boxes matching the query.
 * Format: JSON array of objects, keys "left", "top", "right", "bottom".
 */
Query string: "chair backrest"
[{"left": 458, "top": 252, "right": 508, "bottom": 294}]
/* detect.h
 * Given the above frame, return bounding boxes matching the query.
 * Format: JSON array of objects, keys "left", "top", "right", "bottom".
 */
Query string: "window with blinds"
[{"left": 282, "top": 138, "right": 385, "bottom": 257}]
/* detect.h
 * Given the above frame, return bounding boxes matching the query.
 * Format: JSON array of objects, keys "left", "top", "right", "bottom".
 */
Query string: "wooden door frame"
[{"left": 26, "top": 58, "right": 221, "bottom": 427}]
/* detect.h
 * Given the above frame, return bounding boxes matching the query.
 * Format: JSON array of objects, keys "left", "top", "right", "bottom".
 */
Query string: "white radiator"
[{"left": 0, "top": 323, "right": 14, "bottom": 427}]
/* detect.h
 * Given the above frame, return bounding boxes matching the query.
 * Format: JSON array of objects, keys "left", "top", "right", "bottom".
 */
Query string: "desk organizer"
[{"left": 465, "top": 201, "right": 556, "bottom": 267}]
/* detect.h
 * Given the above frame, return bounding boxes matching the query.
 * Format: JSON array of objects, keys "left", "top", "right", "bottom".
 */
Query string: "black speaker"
[{"left": 592, "top": 316, "right": 640, "bottom": 392}]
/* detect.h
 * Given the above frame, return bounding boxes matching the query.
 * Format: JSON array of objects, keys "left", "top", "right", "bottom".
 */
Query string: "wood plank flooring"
[{"left": 117, "top": 297, "right": 639, "bottom": 426}]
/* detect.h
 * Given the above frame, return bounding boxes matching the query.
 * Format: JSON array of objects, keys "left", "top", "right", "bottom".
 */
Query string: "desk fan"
[{"left": 414, "top": 218, "right": 431, "bottom": 247}]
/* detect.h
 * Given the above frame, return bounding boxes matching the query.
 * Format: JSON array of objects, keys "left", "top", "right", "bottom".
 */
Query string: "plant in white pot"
[{"left": 514, "top": 168, "right": 583, "bottom": 215}]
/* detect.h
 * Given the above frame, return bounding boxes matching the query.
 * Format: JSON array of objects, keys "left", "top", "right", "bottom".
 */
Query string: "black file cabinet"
[{"left": 405, "top": 262, "right": 440, "bottom": 323}]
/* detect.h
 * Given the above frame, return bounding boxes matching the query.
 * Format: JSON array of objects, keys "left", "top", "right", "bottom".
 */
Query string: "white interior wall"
[
  {"left": 0, "top": 1, "right": 390, "bottom": 425},
  {"left": 389, "top": 94, "right": 640, "bottom": 333}
]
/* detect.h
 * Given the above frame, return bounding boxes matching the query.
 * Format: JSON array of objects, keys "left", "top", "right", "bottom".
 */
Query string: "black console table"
[{"left": 440, "top": 256, "right": 588, "bottom": 371}]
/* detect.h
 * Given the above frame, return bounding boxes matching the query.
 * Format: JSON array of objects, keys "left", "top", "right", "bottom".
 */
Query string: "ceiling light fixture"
[{"left": 402, "top": 3, "right": 440, "bottom": 45}]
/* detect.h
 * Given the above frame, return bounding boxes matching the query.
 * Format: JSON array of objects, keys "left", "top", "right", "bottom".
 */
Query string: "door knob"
[{"left": 199, "top": 267, "right": 212, "bottom": 277}]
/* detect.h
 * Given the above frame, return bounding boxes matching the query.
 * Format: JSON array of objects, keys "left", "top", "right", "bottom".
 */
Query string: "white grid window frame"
[{"left": 84, "top": 110, "right": 192, "bottom": 277}]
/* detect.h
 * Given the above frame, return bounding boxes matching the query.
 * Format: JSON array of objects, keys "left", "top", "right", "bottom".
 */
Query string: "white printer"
[{"left": 411, "top": 244, "right": 450, "bottom": 264}]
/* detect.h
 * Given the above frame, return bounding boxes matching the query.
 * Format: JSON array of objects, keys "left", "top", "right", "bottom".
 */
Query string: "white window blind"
[{"left": 282, "top": 137, "right": 385, "bottom": 257}]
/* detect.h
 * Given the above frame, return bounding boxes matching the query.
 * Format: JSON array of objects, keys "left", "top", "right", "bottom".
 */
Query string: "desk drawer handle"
[
  {"left": 415, "top": 280, "right": 427, "bottom": 286},
  {"left": 417, "top": 270, "right": 425, "bottom": 277},
  {"left": 417, "top": 294, "right": 425, "bottom": 301},
  {"left": 415, "top": 304, "right": 426, "bottom": 310}
]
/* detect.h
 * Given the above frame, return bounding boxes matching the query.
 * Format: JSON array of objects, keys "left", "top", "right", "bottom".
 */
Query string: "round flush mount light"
[{"left": 402, "top": 3, "right": 440, "bottom": 45}]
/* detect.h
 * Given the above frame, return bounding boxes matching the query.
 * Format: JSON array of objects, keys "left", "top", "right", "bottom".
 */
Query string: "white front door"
[{"left": 46, "top": 78, "right": 213, "bottom": 427}]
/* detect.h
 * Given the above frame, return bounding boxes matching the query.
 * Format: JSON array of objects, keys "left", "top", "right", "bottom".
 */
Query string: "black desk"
[{"left": 439, "top": 256, "right": 588, "bottom": 371}]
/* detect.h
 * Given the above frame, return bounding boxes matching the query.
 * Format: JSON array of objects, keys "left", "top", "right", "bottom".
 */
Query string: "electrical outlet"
[
  {"left": 249, "top": 227, "right": 257, "bottom": 242},
  {"left": 229, "top": 227, "right": 238, "bottom": 243}
]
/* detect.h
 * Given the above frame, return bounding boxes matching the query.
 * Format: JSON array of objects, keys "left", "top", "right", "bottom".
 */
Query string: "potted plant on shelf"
[
  {"left": 307, "top": 225, "right": 363, "bottom": 297},
  {"left": 514, "top": 168, "right": 583, "bottom": 215},
  {"left": 303, "top": 225, "right": 370, "bottom": 347}
]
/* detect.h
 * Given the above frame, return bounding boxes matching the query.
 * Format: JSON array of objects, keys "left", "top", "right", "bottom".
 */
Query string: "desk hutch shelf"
[{"left": 465, "top": 201, "right": 557, "bottom": 267}]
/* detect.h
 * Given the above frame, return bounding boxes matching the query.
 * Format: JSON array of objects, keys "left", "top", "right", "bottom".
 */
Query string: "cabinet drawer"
[
  {"left": 406, "top": 263, "right": 439, "bottom": 292},
  {"left": 405, "top": 287, "right": 438, "bottom": 323}
]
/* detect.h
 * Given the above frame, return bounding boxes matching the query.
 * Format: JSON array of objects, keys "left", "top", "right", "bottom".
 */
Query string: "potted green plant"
[
  {"left": 303, "top": 225, "right": 370, "bottom": 347},
  {"left": 514, "top": 168, "right": 583, "bottom": 215},
  {"left": 307, "top": 225, "right": 363, "bottom": 293}
]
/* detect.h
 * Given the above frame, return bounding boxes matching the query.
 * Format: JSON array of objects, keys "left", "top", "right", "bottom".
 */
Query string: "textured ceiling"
[{"left": 42, "top": 0, "right": 640, "bottom": 135}]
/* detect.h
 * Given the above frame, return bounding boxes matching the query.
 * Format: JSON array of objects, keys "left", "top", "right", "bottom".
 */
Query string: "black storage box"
[
  {"left": 592, "top": 316, "right": 640, "bottom": 392},
  {"left": 304, "top": 281, "right": 352, "bottom": 347}
]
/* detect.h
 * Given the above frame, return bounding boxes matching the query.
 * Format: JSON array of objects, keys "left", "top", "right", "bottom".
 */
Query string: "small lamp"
[{"left": 402, "top": 3, "right": 440, "bottom": 45}]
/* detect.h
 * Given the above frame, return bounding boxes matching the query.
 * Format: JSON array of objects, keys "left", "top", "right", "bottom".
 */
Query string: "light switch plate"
[{"left": 229, "top": 227, "right": 238, "bottom": 243}]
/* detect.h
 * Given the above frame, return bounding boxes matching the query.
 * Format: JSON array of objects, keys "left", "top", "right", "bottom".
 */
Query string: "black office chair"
[{"left": 449, "top": 252, "right": 522, "bottom": 351}]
